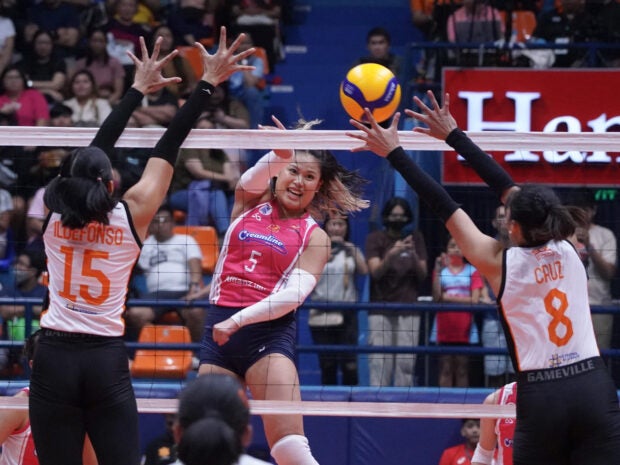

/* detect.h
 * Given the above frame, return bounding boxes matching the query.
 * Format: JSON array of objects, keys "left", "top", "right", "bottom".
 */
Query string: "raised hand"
[
  {"left": 406, "top": 91, "right": 458, "bottom": 140},
  {"left": 346, "top": 108, "right": 402, "bottom": 157},
  {"left": 194, "top": 27, "right": 256, "bottom": 87},
  {"left": 128, "top": 36, "right": 182, "bottom": 95},
  {"left": 258, "top": 115, "right": 293, "bottom": 160}
]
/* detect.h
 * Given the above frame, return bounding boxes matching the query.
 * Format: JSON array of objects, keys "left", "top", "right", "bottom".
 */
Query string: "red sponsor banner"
[{"left": 442, "top": 68, "right": 620, "bottom": 186}]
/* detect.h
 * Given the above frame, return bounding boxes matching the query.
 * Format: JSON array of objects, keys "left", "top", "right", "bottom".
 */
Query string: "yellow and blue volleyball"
[{"left": 339, "top": 63, "right": 401, "bottom": 123}]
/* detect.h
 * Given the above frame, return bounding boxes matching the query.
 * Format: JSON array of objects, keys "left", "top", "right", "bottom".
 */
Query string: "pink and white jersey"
[
  {"left": 0, "top": 388, "right": 37, "bottom": 465},
  {"left": 210, "top": 201, "right": 318, "bottom": 308},
  {"left": 499, "top": 240, "right": 599, "bottom": 371},
  {"left": 42, "top": 201, "right": 141, "bottom": 336},
  {"left": 493, "top": 382, "right": 517, "bottom": 465}
]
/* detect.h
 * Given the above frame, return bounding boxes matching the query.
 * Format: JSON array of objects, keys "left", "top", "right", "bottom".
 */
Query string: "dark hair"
[
  {"left": 22, "top": 249, "right": 46, "bottom": 277},
  {"left": 176, "top": 374, "right": 249, "bottom": 465},
  {"left": 367, "top": 27, "right": 391, "bottom": 44},
  {"left": 303, "top": 149, "right": 369, "bottom": 218},
  {"left": 44, "top": 146, "right": 116, "bottom": 228},
  {"left": 50, "top": 102, "right": 73, "bottom": 119},
  {"left": 32, "top": 29, "right": 55, "bottom": 56},
  {"left": 381, "top": 196, "right": 413, "bottom": 223},
  {"left": 85, "top": 28, "right": 110, "bottom": 66},
  {"left": 325, "top": 213, "right": 351, "bottom": 241},
  {"left": 564, "top": 187, "right": 596, "bottom": 210},
  {"left": 0, "top": 65, "right": 28, "bottom": 92},
  {"left": 23, "top": 329, "right": 42, "bottom": 362},
  {"left": 156, "top": 203, "right": 174, "bottom": 218},
  {"left": 70, "top": 69, "right": 99, "bottom": 98},
  {"left": 506, "top": 184, "right": 576, "bottom": 247}
]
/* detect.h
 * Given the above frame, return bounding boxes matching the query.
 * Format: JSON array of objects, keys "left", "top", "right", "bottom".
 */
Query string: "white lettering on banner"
[
  {"left": 459, "top": 91, "right": 620, "bottom": 166},
  {"left": 459, "top": 91, "right": 541, "bottom": 162}
]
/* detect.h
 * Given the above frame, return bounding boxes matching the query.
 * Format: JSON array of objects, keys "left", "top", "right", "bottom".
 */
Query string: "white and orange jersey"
[
  {"left": 499, "top": 240, "right": 599, "bottom": 371},
  {"left": 41, "top": 201, "right": 141, "bottom": 336},
  {"left": 0, "top": 388, "right": 37, "bottom": 465},
  {"left": 494, "top": 382, "right": 517, "bottom": 465},
  {"left": 210, "top": 200, "right": 318, "bottom": 308}
]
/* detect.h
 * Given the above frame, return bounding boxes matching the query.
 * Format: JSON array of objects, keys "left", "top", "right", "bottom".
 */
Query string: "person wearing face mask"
[
  {"left": 0, "top": 249, "right": 47, "bottom": 371},
  {"left": 364, "top": 196, "right": 428, "bottom": 387}
]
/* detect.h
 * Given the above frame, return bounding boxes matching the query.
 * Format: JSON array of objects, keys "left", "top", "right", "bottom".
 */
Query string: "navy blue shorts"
[{"left": 199, "top": 305, "right": 297, "bottom": 377}]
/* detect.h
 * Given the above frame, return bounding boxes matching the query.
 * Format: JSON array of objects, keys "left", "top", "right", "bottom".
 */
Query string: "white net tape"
[
  {"left": 0, "top": 397, "right": 515, "bottom": 418},
  {"left": 1, "top": 126, "right": 618, "bottom": 151}
]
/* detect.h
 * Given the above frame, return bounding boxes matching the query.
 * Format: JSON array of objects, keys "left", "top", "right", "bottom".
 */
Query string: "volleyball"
[{"left": 339, "top": 63, "right": 401, "bottom": 123}]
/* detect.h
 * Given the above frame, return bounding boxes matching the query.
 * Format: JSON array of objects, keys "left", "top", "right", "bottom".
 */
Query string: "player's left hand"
[
  {"left": 213, "top": 318, "right": 241, "bottom": 345},
  {"left": 346, "top": 109, "right": 401, "bottom": 157}
]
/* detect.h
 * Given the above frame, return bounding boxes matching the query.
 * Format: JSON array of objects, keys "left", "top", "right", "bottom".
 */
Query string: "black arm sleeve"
[
  {"left": 151, "top": 80, "right": 215, "bottom": 166},
  {"left": 386, "top": 147, "right": 460, "bottom": 223},
  {"left": 445, "top": 128, "right": 516, "bottom": 199},
  {"left": 90, "top": 87, "right": 143, "bottom": 155}
]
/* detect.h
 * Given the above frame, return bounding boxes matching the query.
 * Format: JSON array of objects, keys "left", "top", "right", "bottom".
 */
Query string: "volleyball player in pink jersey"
[
  {"left": 473, "top": 382, "right": 517, "bottom": 465},
  {"left": 0, "top": 331, "right": 97, "bottom": 465},
  {"left": 29, "top": 28, "right": 255, "bottom": 465},
  {"left": 198, "top": 120, "right": 369, "bottom": 465},
  {"left": 347, "top": 92, "right": 620, "bottom": 465}
]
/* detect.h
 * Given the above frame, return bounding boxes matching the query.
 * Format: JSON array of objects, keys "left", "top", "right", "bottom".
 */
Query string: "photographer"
[{"left": 308, "top": 213, "right": 367, "bottom": 386}]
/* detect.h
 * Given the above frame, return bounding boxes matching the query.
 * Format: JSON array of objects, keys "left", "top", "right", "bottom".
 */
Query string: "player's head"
[
  {"left": 44, "top": 146, "right": 116, "bottom": 229},
  {"left": 174, "top": 374, "right": 251, "bottom": 465},
  {"left": 506, "top": 184, "right": 576, "bottom": 247}
]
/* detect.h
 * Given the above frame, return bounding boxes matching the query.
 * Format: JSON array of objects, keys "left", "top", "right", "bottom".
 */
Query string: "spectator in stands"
[
  {"left": 432, "top": 235, "right": 483, "bottom": 387},
  {"left": 410, "top": 0, "right": 462, "bottom": 40},
  {"left": 169, "top": 115, "right": 239, "bottom": 236},
  {"left": 151, "top": 25, "right": 197, "bottom": 99},
  {"left": 473, "top": 382, "right": 517, "bottom": 465},
  {"left": 131, "top": 86, "right": 179, "bottom": 128},
  {"left": 22, "top": 0, "right": 82, "bottom": 60},
  {"left": 308, "top": 212, "right": 367, "bottom": 386},
  {"left": 204, "top": 83, "right": 251, "bottom": 130},
  {"left": 0, "top": 185, "right": 14, "bottom": 290},
  {"left": 365, "top": 196, "right": 428, "bottom": 387},
  {"left": 72, "top": 28, "right": 126, "bottom": 105},
  {"left": 355, "top": 26, "right": 401, "bottom": 77},
  {"left": 438, "top": 419, "right": 480, "bottom": 465},
  {"left": 481, "top": 204, "right": 515, "bottom": 387},
  {"left": 143, "top": 414, "right": 178, "bottom": 465},
  {"left": 105, "top": 0, "right": 151, "bottom": 90},
  {"left": 0, "top": 4, "right": 15, "bottom": 77},
  {"left": 0, "top": 249, "right": 46, "bottom": 345},
  {"left": 173, "top": 374, "right": 270, "bottom": 465},
  {"left": 167, "top": 0, "right": 216, "bottom": 48},
  {"left": 230, "top": 0, "right": 283, "bottom": 71},
  {"left": 446, "top": 0, "right": 504, "bottom": 66},
  {"left": 15, "top": 29, "right": 67, "bottom": 104},
  {"left": 127, "top": 204, "right": 205, "bottom": 343},
  {"left": 566, "top": 188, "right": 617, "bottom": 352},
  {"left": 63, "top": 69, "right": 112, "bottom": 127},
  {"left": 532, "top": 0, "right": 593, "bottom": 67},
  {"left": 228, "top": 32, "right": 266, "bottom": 129},
  {"left": 586, "top": 0, "right": 620, "bottom": 67},
  {"left": 0, "top": 66, "right": 49, "bottom": 127}
]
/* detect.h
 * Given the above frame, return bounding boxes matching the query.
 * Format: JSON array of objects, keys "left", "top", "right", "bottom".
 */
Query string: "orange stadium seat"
[
  {"left": 176, "top": 46, "right": 204, "bottom": 80},
  {"left": 173, "top": 225, "right": 220, "bottom": 274},
  {"left": 131, "top": 325, "right": 193, "bottom": 379}
]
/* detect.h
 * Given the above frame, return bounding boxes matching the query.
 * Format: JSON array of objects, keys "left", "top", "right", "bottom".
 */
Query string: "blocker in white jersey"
[
  {"left": 29, "top": 28, "right": 253, "bottom": 465},
  {"left": 348, "top": 91, "right": 620, "bottom": 465}
]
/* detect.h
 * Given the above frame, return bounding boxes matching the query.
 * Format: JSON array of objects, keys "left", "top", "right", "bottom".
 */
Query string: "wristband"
[
  {"left": 151, "top": 80, "right": 215, "bottom": 166},
  {"left": 446, "top": 128, "right": 516, "bottom": 200},
  {"left": 471, "top": 444, "right": 494, "bottom": 465},
  {"left": 239, "top": 150, "right": 291, "bottom": 193},
  {"left": 386, "top": 147, "right": 459, "bottom": 223}
]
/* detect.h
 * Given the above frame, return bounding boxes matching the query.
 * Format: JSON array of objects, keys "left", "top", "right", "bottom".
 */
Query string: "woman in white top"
[
  {"left": 63, "top": 69, "right": 112, "bottom": 127},
  {"left": 347, "top": 92, "right": 620, "bottom": 465}
]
